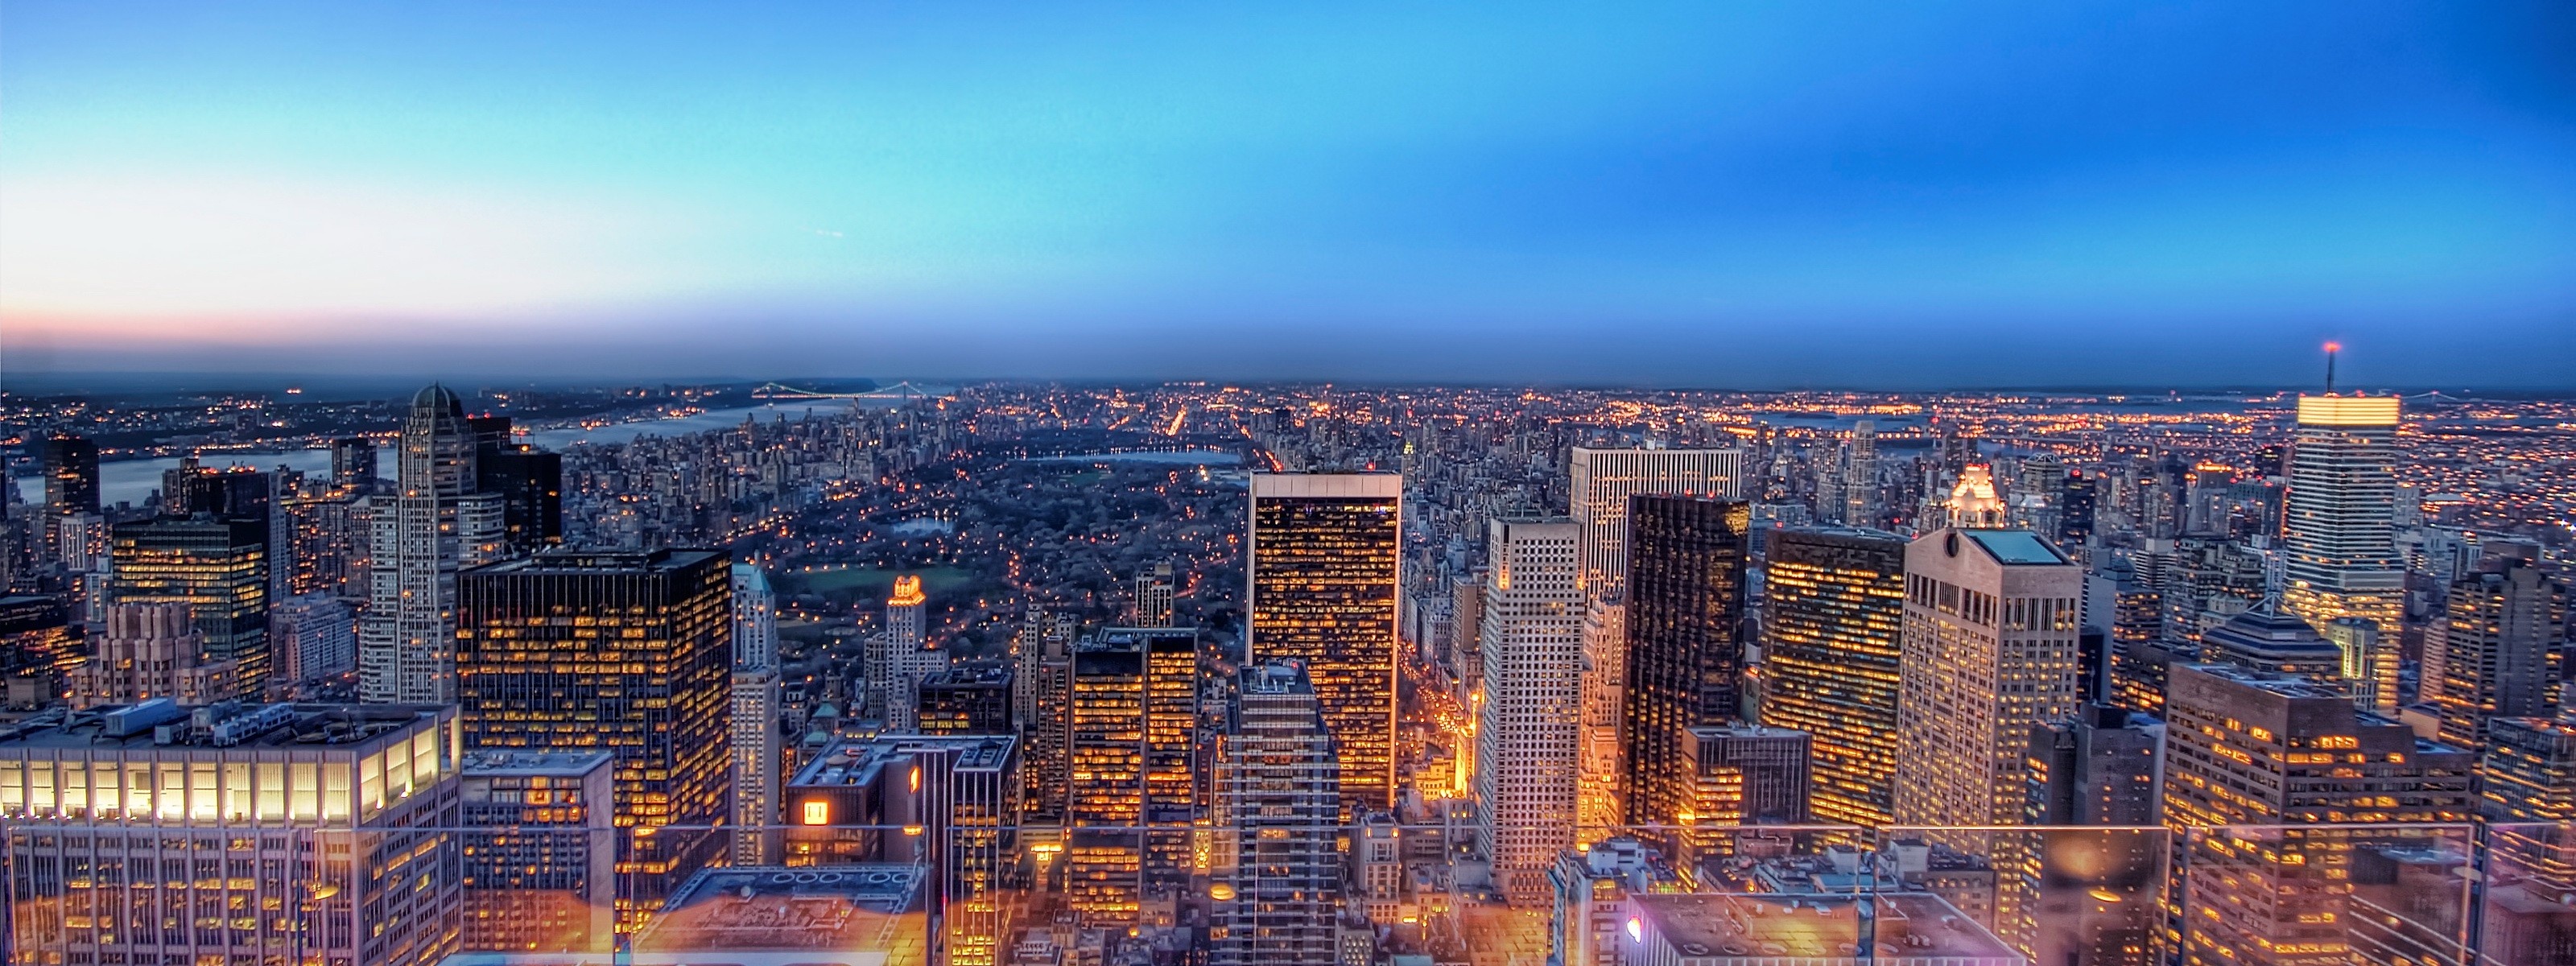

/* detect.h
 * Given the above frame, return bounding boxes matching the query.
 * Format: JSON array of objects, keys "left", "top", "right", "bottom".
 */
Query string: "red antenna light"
[{"left": 2322, "top": 341, "right": 2341, "bottom": 394}]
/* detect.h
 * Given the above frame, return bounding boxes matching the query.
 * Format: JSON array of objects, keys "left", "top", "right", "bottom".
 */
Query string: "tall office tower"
[
  {"left": 1568, "top": 447, "right": 1743, "bottom": 596},
  {"left": 919, "top": 665, "right": 1015, "bottom": 734},
  {"left": 1943, "top": 464, "right": 2007, "bottom": 528},
  {"left": 1474, "top": 517, "right": 1583, "bottom": 905},
  {"left": 2018, "top": 704, "right": 2166, "bottom": 966},
  {"left": 456, "top": 549, "right": 733, "bottom": 924},
  {"left": 110, "top": 514, "right": 267, "bottom": 694},
  {"left": 1575, "top": 595, "right": 1628, "bottom": 837},
  {"left": 1131, "top": 560, "right": 1177, "bottom": 626},
  {"left": 66, "top": 601, "right": 239, "bottom": 706},
  {"left": 783, "top": 735, "right": 1019, "bottom": 966},
  {"left": 332, "top": 435, "right": 379, "bottom": 492},
  {"left": 1065, "top": 627, "right": 1201, "bottom": 922},
  {"left": 468, "top": 415, "right": 566, "bottom": 555},
  {"left": 2322, "top": 616, "right": 2399, "bottom": 715},
  {"left": 39, "top": 433, "right": 99, "bottom": 564},
  {"left": 0, "top": 701, "right": 465, "bottom": 966},
  {"left": 730, "top": 564, "right": 784, "bottom": 865},
  {"left": 2200, "top": 597, "right": 2351, "bottom": 687},
  {"left": 1019, "top": 616, "right": 1075, "bottom": 822},
  {"left": 460, "top": 749, "right": 617, "bottom": 953},
  {"left": 2060, "top": 471, "right": 2098, "bottom": 547},
  {"left": 361, "top": 384, "right": 504, "bottom": 704},
  {"left": 1760, "top": 526, "right": 1907, "bottom": 827},
  {"left": 1843, "top": 420, "right": 1878, "bottom": 527},
  {"left": 270, "top": 591, "right": 357, "bottom": 690},
  {"left": 1621, "top": 495, "right": 1751, "bottom": 828},
  {"left": 2161, "top": 663, "right": 2476, "bottom": 966},
  {"left": 2481, "top": 715, "right": 2576, "bottom": 821},
  {"left": 1247, "top": 473, "right": 1402, "bottom": 817},
  {"left": 1211, "top": 662, "right": 1343, "bottom": 966},
  {"left": 2280, "top": 394, "right": 2405, "bottom": 636},
  {"left": 1891, "top": 528, "right": 2083, "bottom": 828},
  {"left": 2432, "top": 560, "right": 2567, "bottom": 750},
  {"left": 868, "top": 574, "right": 929, "bottom": 720}
]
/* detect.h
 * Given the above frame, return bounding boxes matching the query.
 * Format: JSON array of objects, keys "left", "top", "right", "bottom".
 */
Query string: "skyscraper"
[
  {"left": 918, "top": 665, "right": 1015, "bottom": 735},
  {"left": 2430, "top": 559, "right": 2566, "bottom": 750},
  {"left": 361, "top": 384, "right": 504, "bottom": 704},
  {"left": 39, "top": 433, "right": 98, "bottom": 564},
  {"left": 1575, "top": 595, "right": 1627, "bottom": 837},
  {"left": 1131, "top": 559, "right": 1176, "bottom": 626},
  {"left": 730, "top": 564, "right": 783, "bottom": 865},
  {"left": 1759, "top": 526, "right": 1907, "bottom": 827},
  {"left": 1567, "top": 446, "right": 1743, "bottom": 596},
  {"left": 2161, "top": 663, "right": 2476, "bottom": 966},
  {"left": 460, "top": 749, "right": 617, "bottom": 953},
  {"left": 1064, "top": 626, "right": 1200, "bottom": 922},
  {"left": 456, "top": 548, "right": 733, "bottom": 923},
  {"left": 1843, "top": 420, "right": 1877, "bottom": 527},
  {"left": 110, "top": 514, "right": 268, "bottom": 694},
  {"left": 332, "top": 436, "right": 379, "bottom": 492},
  {"left": 66, "top": 602, "right": 239, "bottom": 707},
  {"left": 1212, "top": 662, "right": 1342, "bottom": 965},
  {"left": 2279, "top": 394, "right": 2405, "bottom": 636},
  {"left": 469, "top": 415, "right": 566, "bottom": 555},
  {"left": 869, "top": 574, "right": 938, "bottom": 724},
  {"left": 1892, "top": 528, "right": 2083, "bottom": 828},
  {"left": 1247, "top": 473, "right": 1402, "bottom": 817},
  {"left": 1474, "top": 516, "right": 1582, "bottom": 905},
  {"left": 1621, "top": 494, "right": 1751, "bottom": 828}
]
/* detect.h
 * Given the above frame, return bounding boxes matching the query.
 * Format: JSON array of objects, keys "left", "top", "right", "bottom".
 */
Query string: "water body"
[{"left": 13, "top": 402, "right": 869, "bottom": 508}]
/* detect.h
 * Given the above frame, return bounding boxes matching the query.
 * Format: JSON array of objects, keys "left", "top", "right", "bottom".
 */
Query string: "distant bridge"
[{"left": 753, "top": 381, "right": 953, "bottom": 401}]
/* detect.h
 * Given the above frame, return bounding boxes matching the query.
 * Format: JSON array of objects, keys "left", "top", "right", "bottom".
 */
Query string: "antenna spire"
[{"left": 2322, "top": 341, "right": 2341, "bottom": 394}]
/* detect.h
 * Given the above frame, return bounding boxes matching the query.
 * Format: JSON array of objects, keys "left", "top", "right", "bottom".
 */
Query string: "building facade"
[
  {"left": 361, "top": 384, "right": 504, "bottom": 704},
  {"left": 2279, "top": 394, "right": 2405, "bottom": 637},
  {"left": 729, "top": 564, "right": 783, "bottom": 865},
  {"left": 1892, "top": 529, "right": 2083, "bottom": 828},
  {"left": 1759, "top": 526, "right": 1907, "bottom": 827},
  {"left": 1567, "top": 446, "right": 1743, "bottom": 596},
  {"left": 459, "top": 749, "right": 617, "bottom": 953},
  {"left": 1622, "top": 495, "right": 1751, "bottom": 828},
  {"left": 1474, "top": 517, "right": 1583, "bottom": 906},
  {"left": 1211, "top": 662, "right": 1342, "bottom": 965},
  {"left": 1247, "top": 473, "right": 1402, "bottom": 817}
]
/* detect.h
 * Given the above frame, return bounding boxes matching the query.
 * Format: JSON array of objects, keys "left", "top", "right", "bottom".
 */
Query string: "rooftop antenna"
[{"left": 2322, "top": 341, "right": 2341, "bottom": 394}]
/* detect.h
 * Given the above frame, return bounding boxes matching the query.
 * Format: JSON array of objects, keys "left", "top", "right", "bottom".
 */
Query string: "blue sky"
[{"left": 2, "top": 2, "right": 2571, "bottom": 387}]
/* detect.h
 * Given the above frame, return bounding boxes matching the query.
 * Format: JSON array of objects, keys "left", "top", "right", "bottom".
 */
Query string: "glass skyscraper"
[
  {"left": 1247, "top": 473, "right": 1402, "bottom": 817},
  {"left": 1759, "top": 526, "right": 1906, "bottom": 827},
  {"left": 1620, "top": 493, "right": 1750, "bottom": 829}
]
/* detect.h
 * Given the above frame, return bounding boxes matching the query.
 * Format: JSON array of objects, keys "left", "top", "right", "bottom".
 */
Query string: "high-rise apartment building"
[
  {"left": 1843, "top": 420, "right": 1878, "bottom": 527},
  {"left": 1015, "top": 608, "right": 1075, "bottom": 822},
  {"left": 1131, "top": 559, "right": 1176, "bottom": 626},
  {"left": 0, "top": 701, "right": 465, "bottom": 966},
  {"left": 1892, "top": 529, "right": 2083, "bottom": 828},
  {"left": 1211, "top": 661, "right": 1343, "bottom": 965},
  {"left": 67, "top": 601, "right": 239, "bottom": 707},
  {"left": 868, "top": 574, "right": 935, "bottom": 724},
  {"left": 1064, "top": 626, "right": 1201, "bottom": 921},
  {"left": 1247, "top": 473, "right": 1402, "bottom": 817},
  {"left": 1567, "top": 446, "right": 1742, "bottom": 596},
  {"left": 270, "top": 591, "right": 357, "bottom": 690},
  {"left": 460, "top": 749, "right": 617, "bottom": 953},
  {"left": 456, "top": 548, "right": 733, "bottom": 923},
  {"left": 332, "top": 436, "right": 378, "bottom": 492},
  {"left": 2279, "top": 394, "right": 2405, "bottom": 636},
  {"left": 361, "top": 384, "right": 504, "bottom": 704},
  {"left": 730, "top": 564, "right": 783, "bottom": 865},
  {"left": 1575, "top": 595, "right": 1627, "bottom": 836},
  {"left": 1622, "top": 495, "right": 1750, "bottom": 828},
  {"left": 2431, "top": 559, "right": 2566, "bottom": 751},
  {"left": 110, "top": 514, "right": 267, "bottom": 695},
  {"left": 2161, "top": 663, "right": 2476, "bottom": 966},
  {"left": 1760, "top": 526, "right": 1907, "bottom": 827},
  {"left": 1474, "top": 516, "right": 1583, "bottom": 905}
]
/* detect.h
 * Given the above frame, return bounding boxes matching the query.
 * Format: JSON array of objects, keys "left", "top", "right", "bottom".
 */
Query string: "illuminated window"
[{"left": 800, "top": 800, "right": 829, "bottom": 825}]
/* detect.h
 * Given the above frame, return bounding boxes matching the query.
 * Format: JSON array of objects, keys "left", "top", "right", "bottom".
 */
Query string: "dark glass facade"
[
  {"left": 109, "top": 514, "right": 270, "bottom": 691},
  {"left": 469, "top": 415, "right": 566, "bottom": 555},
  {"left": 1757, "top": 526, "right": 1904, "bottom": 827},
  {"left": 919, "top": 665, "right": 1016, "bottom": 735},
  {"left": 456, "top": 548, "right": 733, "bottom": 924},
  {"left": 1248, "top": 479, "right": 1401, "bottom": 817},
  {"left": 41, "top": 434, "right": 99, "bottom": 514},
  {"left": 1621, "top": 493, "right": 1748, "bottom": 828}
]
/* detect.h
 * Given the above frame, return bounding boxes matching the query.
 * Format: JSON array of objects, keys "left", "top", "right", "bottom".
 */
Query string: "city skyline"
[{"left": 5, "top": 3, "right": 2574, "bottom": 386}]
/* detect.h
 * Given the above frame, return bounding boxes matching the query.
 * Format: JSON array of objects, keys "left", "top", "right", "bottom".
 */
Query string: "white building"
[
  {"left": 1892, "top": 528, "right": 2083, "bottom": 827},
  {"left": 271, "top": 591, "right": 357, "bottom": 689},
  {"left": 1476, "top": 516, "right": 1583, "bottom": 906},
  {"left": 360, "top": 384, "right": 502, "bottom": 703},
  {"left": 1567, "top": 447, "right": 1743, "bottom": 596},
  {"left": 730, "top": 564, "right": 783, "bottom": 863}
]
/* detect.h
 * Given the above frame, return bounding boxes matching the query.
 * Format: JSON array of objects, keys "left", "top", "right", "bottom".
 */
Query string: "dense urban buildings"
[
  {"left": 0, "top": 372, "right": 2570, "bottom": 965},
  {"left": 361, "top": 384, "right": 502, "bottom": 703}
]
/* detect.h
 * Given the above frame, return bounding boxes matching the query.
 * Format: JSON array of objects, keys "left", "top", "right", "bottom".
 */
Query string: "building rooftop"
[
  {"left": 790, "top": 734, "right": 1018, "bottom": 787},
  {"left": 463, "top": 749, "right": 615, "bottom": 777},
  {"left": 471, "top": 547, "right": 726, "bottom": 576},
  {"left": 636, "top": 865, "right": 924, "bottom": 959},
  {"left": 1629, "top": 892, "right": 2020, "bottom": 965},
  {"left": 1959, "top": 529, "right": 2070, "bottom": 565},
  {"left": 0, "top": 701, "right": 448, "bottom": 752}
]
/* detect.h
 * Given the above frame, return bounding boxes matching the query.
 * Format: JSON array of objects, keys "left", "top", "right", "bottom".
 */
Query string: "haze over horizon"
[{"left": 4, "top": 2, "right": 2573, "bottom": 387}]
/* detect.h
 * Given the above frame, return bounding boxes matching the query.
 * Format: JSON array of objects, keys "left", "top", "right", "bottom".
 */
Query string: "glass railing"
[{"left": 2, "top": 818, "right": 2553, "bottom": 964}]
